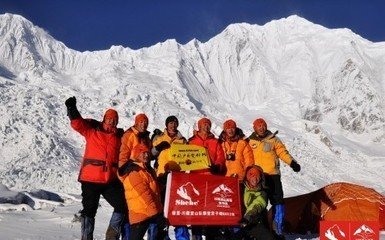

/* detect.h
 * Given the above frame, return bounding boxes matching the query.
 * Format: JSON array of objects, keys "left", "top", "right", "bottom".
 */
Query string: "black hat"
[{"left": 165, "top": 115, "right": 179, "bottom": 126}]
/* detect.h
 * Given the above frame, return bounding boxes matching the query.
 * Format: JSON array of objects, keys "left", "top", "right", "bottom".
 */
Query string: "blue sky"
[{"left": 1, "top": 0, "right": 385, "bottom": 51}]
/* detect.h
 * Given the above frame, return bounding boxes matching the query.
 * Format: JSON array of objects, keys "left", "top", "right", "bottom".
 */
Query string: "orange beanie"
[
  {"left": 198, "top": 117, "right": 211, "bottom": 129},
  {"left": 223, "top": 119, "right": 236, "bottom": 130},
  {"left": 246, "top": 166, "right": 262, "bottom": 183},
  {"left": 253, "top": 118, "right": 267, "bottom": 130},
  {"left": 135, "top": 113, "right": 148, "bottom": 124},
  {"left": 131, "top": 144, "right": 149, "bottom": 159},
  {"left": 104, "top": 109, "right": 119, "bottom": 122}
]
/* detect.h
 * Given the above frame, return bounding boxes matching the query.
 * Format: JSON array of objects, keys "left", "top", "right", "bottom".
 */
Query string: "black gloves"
[
  {"left": 151, "top": 128, "right": 162, "bottom": 141},
  {"left": 65, "top": 96, "right": 76, "bottom": 108},
  {"left": 118, "top": 161, "right": 141, "bottom": 176},
  {"left": 290, "top": 160, "right": 301, "bottom": 172},
  {"left": 155, "top": 141, "right": 171, "bottom": 152},
  {"left": 65, "top": 96, "right": 80, "bottom": 120},
  {"left": 209, "top": 164, "right": 221, "bottom": 175}
]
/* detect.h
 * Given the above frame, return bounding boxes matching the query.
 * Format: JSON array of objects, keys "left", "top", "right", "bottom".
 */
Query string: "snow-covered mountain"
[{"left": 0, "top": 13, "right": 384, "bottom": 198}]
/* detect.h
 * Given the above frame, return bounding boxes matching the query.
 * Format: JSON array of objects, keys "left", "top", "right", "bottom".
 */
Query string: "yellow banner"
[{"left": 168, "top": 144, "right": 210, "bottom": 171}]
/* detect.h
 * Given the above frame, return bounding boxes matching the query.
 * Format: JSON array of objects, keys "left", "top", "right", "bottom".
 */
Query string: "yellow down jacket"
[
  {"left": 152, "top": 129, "right": 186, "bottom": 176},
  {"left": 248, "top": 130, "right": 294, "bottom": 175}
]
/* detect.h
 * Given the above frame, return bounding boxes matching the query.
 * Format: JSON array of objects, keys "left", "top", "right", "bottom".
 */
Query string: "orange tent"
[{"left": 271, "top": 182, "right": 385, "bottom": 233}]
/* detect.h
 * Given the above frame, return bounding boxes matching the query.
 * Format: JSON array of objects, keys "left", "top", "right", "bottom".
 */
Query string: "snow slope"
[{"left": 0, "top": 13, "right": 384, "bottom": 239}]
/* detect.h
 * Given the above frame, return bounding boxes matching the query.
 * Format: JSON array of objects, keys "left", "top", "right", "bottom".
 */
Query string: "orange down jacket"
[
  {"left": 219, "top": 130, "right": 254, "bottom": 181},
  {"left": 188, "top": 131, "right": 226, "bottom": 174},
  {"left": 71, "top": 118, "right": 123, "bottom": 183},
  {"left": 119, "top": 126, "right": 151, "bottom": 168},
  {"left": 119, "top": 161, "right": 163, "bottom": 224},
  {"left": 248, "top": 130, "right": 294, "bottom": 175}
]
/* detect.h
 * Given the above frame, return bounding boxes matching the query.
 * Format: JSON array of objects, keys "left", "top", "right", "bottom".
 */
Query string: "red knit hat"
[
  {"left": 253, "top": 118, "right": 267, "bottom": 130},
  {"left": 135, "top": 113, "right": 148, "bottom": 124},
  {"left": 131, "top": 144, "right": 149, "bottom": 159},
  {"left": 198, "top": 117, "right": 211, "bottom": 129},
  {"left": 223, "top": 119, "right": 236, "bottom": 130},
  {"left": 246, "top": 166, "right": 262, "bottom": 184},
  {"left": 104, "top": 109, "right": 119, "bottom": 122}
]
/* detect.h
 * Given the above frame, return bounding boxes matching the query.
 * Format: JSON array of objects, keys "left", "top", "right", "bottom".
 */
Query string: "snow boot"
[
  {"left": 174, "top": 225, "right": 190, "bottom": 240},
  {"left": 105, "top": 212, "right": 125, "bottom": 240},
  {"left": 81, "top": 216, "right": 95, "bottom": 240},
  {"left": 273, "top": 204, "right": 285, "bottom": 239}
]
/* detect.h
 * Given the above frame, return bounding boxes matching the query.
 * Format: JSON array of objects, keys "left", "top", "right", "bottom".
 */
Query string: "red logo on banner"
[
  {"left": 320, "top": 221, "right": 349, "bottom": 240},
  {"left": 320, "top": 221, "right": 379, "bottom": 240},
  {"left": 164, "top": 172, "right": 241, "bottom": 226},
  {"left": 176, "top": 182, "right": 200, "bottom": 205},
  {"left": 350, "top": 222, "right": 379, "bottom": 240}
]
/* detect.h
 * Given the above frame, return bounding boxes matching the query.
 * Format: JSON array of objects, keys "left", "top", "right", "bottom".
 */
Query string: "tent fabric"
[{"left": 272, "top": 182, "right": 385, "bottom": 233}]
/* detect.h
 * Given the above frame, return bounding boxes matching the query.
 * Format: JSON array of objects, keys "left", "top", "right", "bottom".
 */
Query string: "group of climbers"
[{"left": 65, "top": 96, "right": 301, "bottom": 240}]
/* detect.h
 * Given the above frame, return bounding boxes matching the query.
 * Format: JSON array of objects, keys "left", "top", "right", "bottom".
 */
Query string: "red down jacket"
[
  {"left": 71, "top": 118, "right": 123, "bottom": 183},
  {"left": 188, "top": 131, "right": 226, "bottom": 174}
]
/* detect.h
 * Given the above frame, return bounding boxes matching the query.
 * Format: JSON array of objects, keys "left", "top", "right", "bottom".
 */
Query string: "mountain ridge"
[{"left": 0, "top": 13, "right": 384, "bottom": 195}]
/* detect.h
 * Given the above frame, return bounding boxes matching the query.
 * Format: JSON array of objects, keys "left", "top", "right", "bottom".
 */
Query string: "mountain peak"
[
  {"left": 0, "top": 13, "right": 73, "bottom": 74},
  {"left": 223, "top": 15, "right": 315, "bottom": 32},
  {"left": 0, "top": 13, "right": 35, "bottom": 36},
  {"left": 1, "top": 13, "right": 30, "bottom": 23},
  {"left": 284, "top": 15, "right": 314, "bottom": 24}
]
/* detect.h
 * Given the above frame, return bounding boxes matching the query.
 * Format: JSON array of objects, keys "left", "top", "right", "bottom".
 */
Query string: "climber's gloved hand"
[
  {"left": 65, "top": 96, "right": 77, "bottom": 108},
  {"left": 290, "top": 160, "right": 301, "bottom": 172},
  {"left": 155, "top": 141, "right": 171, "bottom": 152},
  {"left": 209, "top": 164, "right": 221, "bottom": 175}
]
